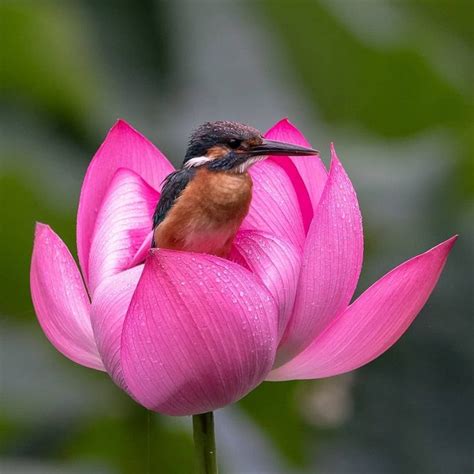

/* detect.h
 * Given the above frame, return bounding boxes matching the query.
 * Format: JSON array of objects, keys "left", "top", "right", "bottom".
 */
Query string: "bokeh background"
[{"left": 1, "top": 1, "right": 473, "bottom": 473}]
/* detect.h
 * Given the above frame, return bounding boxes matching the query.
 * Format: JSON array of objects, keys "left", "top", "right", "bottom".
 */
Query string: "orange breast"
[{"left": 154, "top": 168, "right": 252, "bottom": 257}]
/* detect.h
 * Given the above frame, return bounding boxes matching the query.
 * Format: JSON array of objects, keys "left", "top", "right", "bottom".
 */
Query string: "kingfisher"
[{"left": 152, "top": 121, "right": 317, "bottom": 257}]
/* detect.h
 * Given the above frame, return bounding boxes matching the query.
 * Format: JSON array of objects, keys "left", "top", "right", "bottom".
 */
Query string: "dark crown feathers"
[{"left": 184, "top": 121, "right": 261, "bottom": 161}]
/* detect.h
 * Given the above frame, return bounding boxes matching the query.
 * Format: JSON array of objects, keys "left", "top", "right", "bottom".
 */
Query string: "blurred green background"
[{"left": 1, "top": 0, "right": 473, "bottom": 473}]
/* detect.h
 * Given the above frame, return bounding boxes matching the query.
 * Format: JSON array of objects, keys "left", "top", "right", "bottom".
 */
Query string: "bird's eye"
[{"left": 228, "top": 139, "right": 242, "bottom": 149}]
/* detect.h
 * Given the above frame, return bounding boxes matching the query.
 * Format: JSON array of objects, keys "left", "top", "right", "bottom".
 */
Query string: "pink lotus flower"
[{"left": 30, "top": 119, "right": 456, "bottom": 416}]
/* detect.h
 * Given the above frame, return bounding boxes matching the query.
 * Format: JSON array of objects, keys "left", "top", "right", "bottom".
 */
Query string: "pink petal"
[
  {"left": 243, "top": 160, "right": 305, "bottom": 250},
  {"left": 129, "top": 230, "right": 154, "bottom": 268},
  {"left": 121, "top": 250, "right": 278, "bottom": 416},
  {"left": 231, "top": 230, "right": 301, "bottom": 341},
  {"left": 77, "top": 120, "right": 174, "bottom": 281},
  {"left": 277, "top": 147, "right": 363, "bottom": 363},
  {"left": 90, "top": 265, "right": 144, "bottom": 391},
  {"left": 88, "top": 168, "right": 159, "bottom": 295},
  {"left": 30, "top": 224, "right": 104, "bottom": 370},
  {"left": 269, "top": 236, "right": 457, "bottom": 381},
  {"left": 265, "top": 118, "right": 327, "bottom": 231}
]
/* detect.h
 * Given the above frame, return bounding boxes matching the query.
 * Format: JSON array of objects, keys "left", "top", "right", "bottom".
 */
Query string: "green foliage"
[
  {"left": 239, "top": 381, "right": 308, "bottom": 466},
  {"left": 0, "top": 1, "right": 100, "bottom": 136},
  {"left": 407, "top": 0, "right": 474, "bottom": 45},
  {"left": 260, "top": 0, "right": 470, "bottom": 138},
  {"left": 63, "top": 406, "right": 194, "bottom": 474},
  {"left": 0, "top": 169, "right": 75, "bottom": 317}
]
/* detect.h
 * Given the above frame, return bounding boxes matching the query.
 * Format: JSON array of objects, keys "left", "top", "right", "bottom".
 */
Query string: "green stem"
[{"left": 192, "top": 411, "right": 218, "bottom": 474}]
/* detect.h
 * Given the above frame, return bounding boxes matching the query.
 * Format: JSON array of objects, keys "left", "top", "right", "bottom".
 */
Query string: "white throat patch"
[
  {"left": 184, "top": 156, "right": 212, "bottom": 169},
  {"left": 183, "top": 154, "right": 268, "bottom": 173},
  {"left": 236, "top": 155, "right": 267, "bottom": 173}
]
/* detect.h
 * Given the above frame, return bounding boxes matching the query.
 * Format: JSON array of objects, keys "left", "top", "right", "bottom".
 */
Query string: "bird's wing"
[{"left": 153, "top": 168, "right": 196, "bottom": 230}]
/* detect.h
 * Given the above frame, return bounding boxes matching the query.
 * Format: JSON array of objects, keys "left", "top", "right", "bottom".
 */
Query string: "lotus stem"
[{"left": 193, "top": 411, "right": 218, "bottom": 474}]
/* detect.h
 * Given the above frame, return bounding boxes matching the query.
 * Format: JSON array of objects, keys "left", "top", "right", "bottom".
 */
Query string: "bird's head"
[{"left": 183, "top": 121, "right": 318, "bottom": 173}]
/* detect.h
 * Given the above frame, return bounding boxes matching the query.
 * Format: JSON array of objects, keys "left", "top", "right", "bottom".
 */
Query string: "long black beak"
[{"left": 249, "top": 139, "right": 318, "bottom": 157}]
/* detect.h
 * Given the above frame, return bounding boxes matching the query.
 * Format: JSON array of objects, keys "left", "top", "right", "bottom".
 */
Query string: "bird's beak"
[{"left": 249, "top": 139, "right": 318, "bottom": 157}]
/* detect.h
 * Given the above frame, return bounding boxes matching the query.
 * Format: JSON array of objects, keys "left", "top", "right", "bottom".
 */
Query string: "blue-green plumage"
[{"left": 153, "top": 168, "right": 195, "bottom": 230}]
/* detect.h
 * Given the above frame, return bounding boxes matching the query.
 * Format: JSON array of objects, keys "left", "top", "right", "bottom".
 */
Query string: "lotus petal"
[
  {"left": 269, "top": 236, "right": 457, "bottom": 380},
  {"left": 88, "top": 168, "right": 159, "bottom": 295},
  {"left": 30, "top": 224, "right": 104, "bottom": 370},
  {"left": 231, "top": 230, "right": 301, "bottom": 340},
  {"left": 121, "top": 250, "right": 278, "bottom": 415},
  {"left": 277, "top": 147, "right": 363, "bottom": 363},
  {"left": 265, "top": 118, "right": 327, "bottom": 230},
  {"left": 90, "top": 265, "right": 144, "bottom": 391},
  {"left": 129, "top": 230, "right": 154, "bottom": 268},
  {"left": 77, "top": 120, "right": 174, "bottom": 281},
  {"left": 244, "top": 160, "right": 305, "bottom": 250}
]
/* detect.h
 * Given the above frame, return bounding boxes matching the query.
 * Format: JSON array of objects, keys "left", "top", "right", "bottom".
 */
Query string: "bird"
[{"left": 152, "top": 121, "right": 318, "bottom": 258}]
